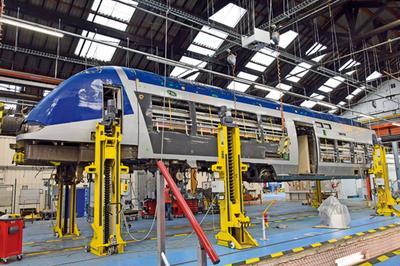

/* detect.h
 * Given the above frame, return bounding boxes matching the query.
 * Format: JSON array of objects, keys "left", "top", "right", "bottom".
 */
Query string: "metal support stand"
[
  {"left": 157, "top": 170, "right": 166, "bottom": 266},
  {"left": 369, "top": 145, "right": 400, "bottom": 216},
  {"left": 312, "top": 180, "right": 322, "bottom": 208},
  {"left": 197, "top": 242, "right": 207, "bottom": 266},
  {"left": 212, "top": 123, "right": 258, "bottom": 250},
  {"left": 392, "top": 142, "right": 400, "bottom": 191},
  {"left": 84, "top": 85, "right": 128, "bottom": 256},
  {"left": 53, "top": 165, "right": 80, "bottom": 238}
]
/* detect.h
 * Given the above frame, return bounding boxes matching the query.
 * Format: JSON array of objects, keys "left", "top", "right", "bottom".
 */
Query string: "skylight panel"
[
  {"left": 286, "top": 76, "right": 301, "bottom": 83},
  {"left": 318, "top": 85, "right": 333, "bottom": 93},
  {"left": 265, "top": 90, "right": 283, "bottom": 100},
  {"left": 345, "top": 94, "right": 354, "bottom": 100},
  {"left": 88, "top": 13, "right": 127, "bottom": 31},
  {"left": 300, "top": 100, "right": 317, "bottom": 108},
  {"left": 339, "top": 59, "right": 360, "bottom": 72},
  {"left": 170, "top": 56, "right": 206, "bottom": 79},
  {"left": 43, "top": 90, "right": 51, "bottom": 97},
  {"left": 287, "top": 62, "right": 312, "bottom": 81},
  {"left": 346, "top": 70, "right": 356, "bottom": 76},
  {"left": 338, "top": 101, "right": 346, "bottom": 106},
  {"left": 193, "top": 27, "right": 228, "bottom": 51},
  {"left": 278, "top": 30, "right": 298, "bottom": 49},
  {"left": 0, "top": 83, "right": 21, "bottom": 93},
  {"left": 227, "top": 81, "right": 250, "bottom": 92},
  {"left": 209, "top": 3, "right": 246, "bottom": 28},
  {"left": 250, "top": 48, "right": 277, "bottom": 66},
  {"left": 237, "top": 71, "right": 258, "bottom": 81},
  {"left": 91, "top": 0, "right": 137, "bottom": 21},
  {"left": 75, "top": 31, "right": 119, "bottom": 61},
  {"left": 276, "top": 83, "right": 292, "bottom": 91},
  {"left": 366, "top": 71, "right": 383, "bottom": 81},
  {"left": 324, "top": 76, "right": 344, "bottom": 88},
  {"left": 311, "top": 93, "right": 325, "bottom": 100},
  {"left": 305, "top": 42, "right": 327, "bottom": 56},
  {"left": 351, "top": 88, "right": 363, "bottom": 95},
  {"left": 312, "top": 54, "right": 326, "bottom": 63},
  {"left": 265, "top": 83, "right": 291, "bottom": 100},
  {"left": 187, "top": 44, "right": 215, "bottom": 56},
  {"left": 246, "top": 62, "right": 267, "bottom": 72}
]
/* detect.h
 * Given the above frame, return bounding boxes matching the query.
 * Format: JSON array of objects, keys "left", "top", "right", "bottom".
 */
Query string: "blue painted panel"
[
  {"left": 27, "top": 67, "right": 133, "bottom": 126},
  {"left": 76, "top": 188, "right": 86, "bottom": 218}
]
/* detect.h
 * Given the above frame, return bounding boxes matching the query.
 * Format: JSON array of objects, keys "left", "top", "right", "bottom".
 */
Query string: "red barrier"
[{"left": 157, "top": 160, "right": 220, "bottom": 264}]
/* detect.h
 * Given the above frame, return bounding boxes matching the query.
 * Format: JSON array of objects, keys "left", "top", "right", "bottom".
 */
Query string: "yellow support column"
[
  {"left": 53, "top": 175, "right": 80, "bottom": 238},
  {"left": 85, "top": 122, "right": 128, "bottom": 256},
  {"left": 212, "top": 124, "right": 258, "bottom": 249},
  {"left": 369, "top": 145, "right": 400, "bottom": 216},
  {"left": 312, "top": 180, "right": 322, "bottom": 208}
]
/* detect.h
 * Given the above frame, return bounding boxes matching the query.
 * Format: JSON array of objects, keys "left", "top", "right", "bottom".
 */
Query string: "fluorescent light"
[
  {"left": 392, "top": 123, "right": 400, "bottom": 127},
  {"left": 0, "top": 17, "right": 64, "bottom": 38},
  {"left": 317, "top": 101, "right": 336, "bottom": 109},
  {"left": 360, "top": 114, "right": 375, "bottom": 119}
]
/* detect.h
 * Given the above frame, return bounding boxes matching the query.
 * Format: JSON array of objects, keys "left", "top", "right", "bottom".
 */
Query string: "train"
[{"left": 14, "top": 66, "right": 376, "bottom": 182}]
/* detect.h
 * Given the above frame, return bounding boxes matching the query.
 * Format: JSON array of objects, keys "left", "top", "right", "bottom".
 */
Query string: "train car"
[{"left": 15, "top": 66, "right": 375, "bottom": 182}]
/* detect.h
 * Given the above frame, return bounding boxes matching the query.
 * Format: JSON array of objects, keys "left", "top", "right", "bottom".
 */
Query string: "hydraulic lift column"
[
  {"left": 53, "top": 164, "right": 80, "bottom": 238},
  {"left": 85, "top": 85, "right": 128, "bottom": 256},
  {"left": 211, "top": 108, "right": 258, "bottom": 249},
  {"left": 369, "top": 144, "right": 400, "bottom": 216}
]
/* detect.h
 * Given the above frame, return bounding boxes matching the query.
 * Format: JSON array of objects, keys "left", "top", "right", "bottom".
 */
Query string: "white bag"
[{"left": 318, "top": 196, "right": 351, "bottom": 228}]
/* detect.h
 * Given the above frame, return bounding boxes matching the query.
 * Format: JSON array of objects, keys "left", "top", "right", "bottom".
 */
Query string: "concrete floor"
[{"left": 9, "top": 194, "right": 400, "bottom": 265}]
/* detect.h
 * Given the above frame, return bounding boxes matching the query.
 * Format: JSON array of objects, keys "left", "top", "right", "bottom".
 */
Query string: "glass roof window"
[
  {"left": 265, "top": 83, "right": 292, "bottom": 100},
  {"left": 366, "top": 71, "right": 383, "bottom": 81}
]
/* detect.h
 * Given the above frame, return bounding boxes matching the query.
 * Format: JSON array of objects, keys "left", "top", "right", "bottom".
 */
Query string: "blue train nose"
[{"left": 26, "top": 66, "right": 133, "bottom": 126}]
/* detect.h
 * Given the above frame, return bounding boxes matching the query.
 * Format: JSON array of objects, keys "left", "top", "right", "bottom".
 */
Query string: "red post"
[{"left": 157, "top": 160, "right": 220, "bottom": 265}]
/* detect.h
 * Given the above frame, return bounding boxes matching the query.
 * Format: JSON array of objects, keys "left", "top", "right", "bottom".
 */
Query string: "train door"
[{"left": 294, "top": 122, "right": 318, "bottom": 174}]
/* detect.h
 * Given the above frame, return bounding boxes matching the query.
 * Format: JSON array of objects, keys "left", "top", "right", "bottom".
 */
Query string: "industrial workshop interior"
[{"left": 1, "top": 0, "right": 400, "bottom": 265}]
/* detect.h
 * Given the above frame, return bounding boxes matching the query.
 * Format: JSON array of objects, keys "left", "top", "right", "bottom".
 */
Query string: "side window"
[
  {"left": 319, "top": 138, "right": 336, "bottom": 162},
  {"left": 195, "top": 103, "right": 219, "bottom": 136},
  {"left": 151, "top": 96, "right": 192, "bottom": 134},
  {"left": 231, "top": 110, "right": 260, "bottom": 141},
  {"left": 261, "top": 115, "right": 289, "bottom": 159},
  {"left": 354, "top": 143, "right": 366, "bottom": 164},
  {"left": 316, "top": 122, "right": 323, "bottom": 128},
  {"left": 337, "top": 140, "right": 352, "bottom": 163},
  {"left": 323, "top": 123, "right": 332, "bottom": 129}
]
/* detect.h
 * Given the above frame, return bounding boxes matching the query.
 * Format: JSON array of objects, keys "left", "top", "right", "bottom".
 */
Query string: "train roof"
[{"left": 121, "top": 67, "right": 364, "bottom": 128}]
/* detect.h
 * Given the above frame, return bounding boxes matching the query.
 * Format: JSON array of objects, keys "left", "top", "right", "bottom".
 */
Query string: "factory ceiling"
[{"left": 1, "top": 0, "right": 399, "bottom": 116}]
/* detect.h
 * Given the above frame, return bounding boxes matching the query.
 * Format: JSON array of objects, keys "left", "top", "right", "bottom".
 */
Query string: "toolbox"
[{"left": 0, "top": 217, "right": 23, "bottom": 263}]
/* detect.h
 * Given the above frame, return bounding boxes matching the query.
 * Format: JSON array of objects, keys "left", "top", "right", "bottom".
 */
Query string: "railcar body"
[{"left": 15, "top": 66, "right": 375, "bottom": 181}]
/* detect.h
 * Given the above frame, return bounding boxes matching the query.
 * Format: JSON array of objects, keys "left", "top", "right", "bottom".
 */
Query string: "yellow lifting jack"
[
  {"left": 212, "top": 109, "right": 258, "bottom": 249},
  {"left": 53, "top": 164, "right": 80, "bottom": 238},
  {"left": 85, "top": 85, "right": 128, "bottom": 256},
  {"left": 369, "top": 144, "right": 400, "bottom": 216}
]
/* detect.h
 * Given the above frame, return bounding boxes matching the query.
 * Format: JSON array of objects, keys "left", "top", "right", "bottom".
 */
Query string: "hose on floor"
[{"left": 122, "top": 205, "right": 157, "bottom": 242}]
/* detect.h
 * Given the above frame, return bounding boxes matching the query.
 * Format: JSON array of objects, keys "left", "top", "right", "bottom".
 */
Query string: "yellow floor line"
[
  {"left": 292, "top": 247, "right": 304, "bottom": 253},
  {"left": 377, "top": 255, "right": 389, "bottom": 262},
  {"left": 245, "top": 257, "right": 260, "bottom": 264},
  {"left": 311, "top": 242, "right": 322, "bottom": 248},
  {"left": 270, "top": 252, "right": 284, "bottom": 258}
]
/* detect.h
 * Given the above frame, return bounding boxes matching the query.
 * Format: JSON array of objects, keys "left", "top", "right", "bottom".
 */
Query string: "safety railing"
[{"left": 157, "top": 160, "right": 220, "bottom": 264}]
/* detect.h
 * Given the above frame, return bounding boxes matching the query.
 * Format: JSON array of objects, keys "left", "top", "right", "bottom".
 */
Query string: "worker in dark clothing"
[{"left": 164, "top": 184, "right": 173, "bottom": 220}]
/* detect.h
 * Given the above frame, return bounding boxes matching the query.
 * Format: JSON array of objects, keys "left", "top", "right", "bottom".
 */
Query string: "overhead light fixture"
[
  {"left": 317, "top": 101, "right": 337, "bottom": 109},
  {"left": 392, "top": 122, "right": 400, "bottom": 127},
  {"left": 0, "top": 17, "right": 64, "bottom": 38},
  {"left": 359, "top": 114, "right": 375, "bottom": 120}
]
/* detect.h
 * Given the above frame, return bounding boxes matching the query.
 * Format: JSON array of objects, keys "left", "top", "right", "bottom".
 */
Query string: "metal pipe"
[
  {"left": 156, "top": 170, "right": 166, "bottom": 266},
  {"left": 156, "top": 160, "right": 220, "bottom": 265},
  {"left": 0, "top": 67, "right": 63, "bottom": 85}
]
